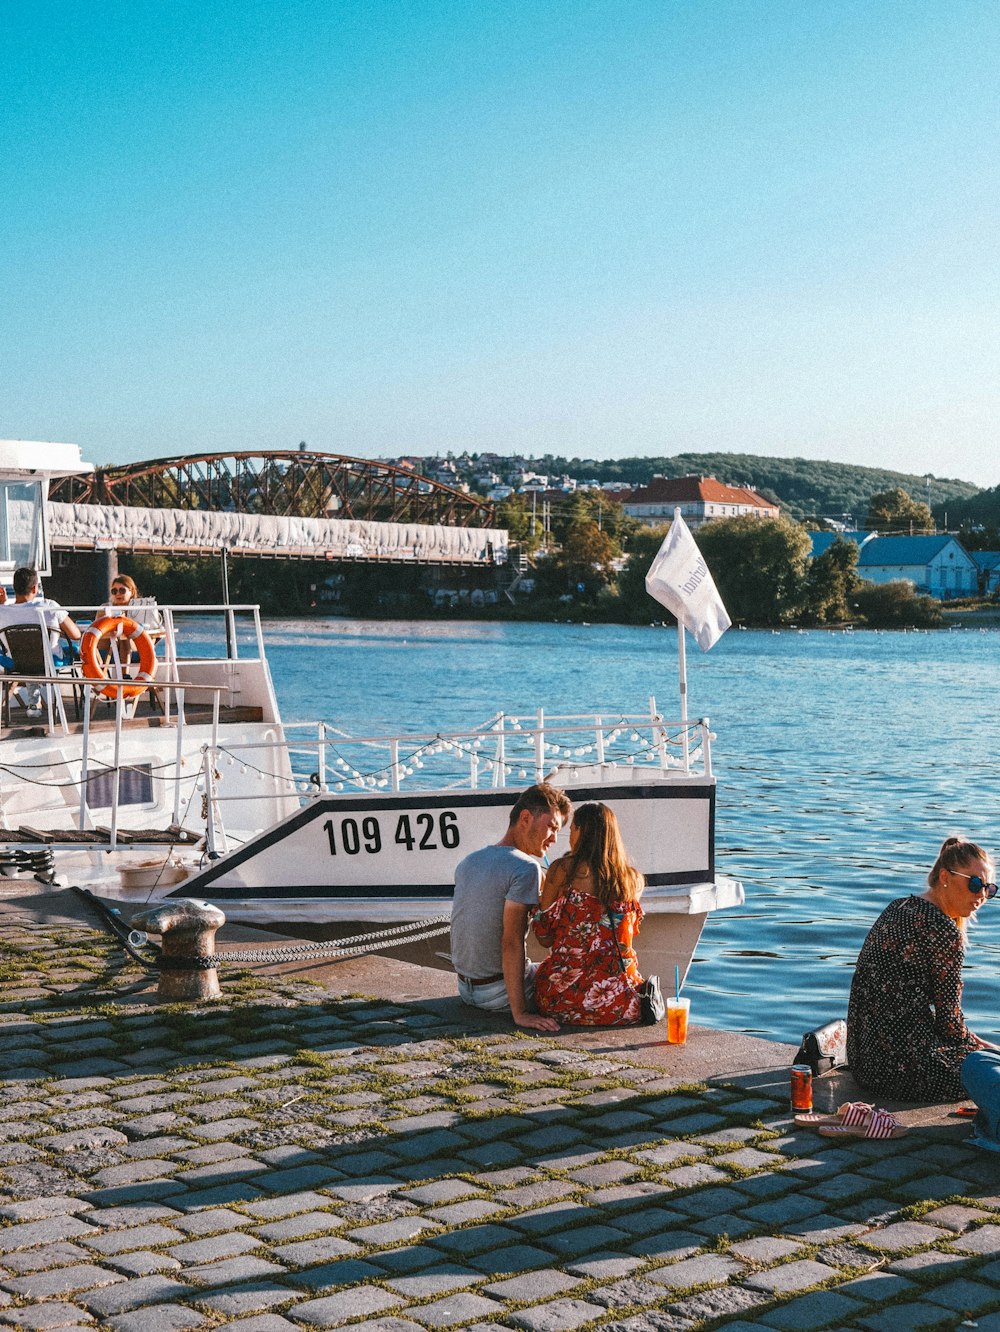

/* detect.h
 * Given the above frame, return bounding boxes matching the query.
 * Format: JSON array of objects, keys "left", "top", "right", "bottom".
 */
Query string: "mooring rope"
[
  {"left": 71, "top": 885, "right": 451, "bottom": 969},
  {"left": 217, "top": 916, "right": 451, "bottom": 966}
]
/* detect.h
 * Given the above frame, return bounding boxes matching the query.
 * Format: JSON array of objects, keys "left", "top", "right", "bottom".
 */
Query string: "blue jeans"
[
  {"left": 457, "top": 964, "right": 537, "bottom": 1014},
  {"left": 961, "top": 1050, "right": 1000, "bottom": 1152}
]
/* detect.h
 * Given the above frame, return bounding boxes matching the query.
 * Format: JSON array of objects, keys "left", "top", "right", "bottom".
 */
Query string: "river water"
[{"left": 253, "top": 617, "right": 1000, "bottom": 1046}]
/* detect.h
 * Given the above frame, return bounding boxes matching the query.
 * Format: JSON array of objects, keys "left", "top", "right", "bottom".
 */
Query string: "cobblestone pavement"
[{"left": 1, "top": 922, "right": 1000, "bottom": 1332}]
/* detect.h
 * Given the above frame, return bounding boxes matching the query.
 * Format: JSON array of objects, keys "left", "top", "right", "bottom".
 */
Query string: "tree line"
[
  {"left": 506, "top": 485, "right": 950, "bottom": 628},
  {"left": 127, "top": 485, "right": 973, "bottom": 629}
]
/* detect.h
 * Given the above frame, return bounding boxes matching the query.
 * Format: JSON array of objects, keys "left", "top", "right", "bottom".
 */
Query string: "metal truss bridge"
[
  {"left": 47, "top": 450, "right": 507, "bottom": 567},
  {"left": 50, "top": 450, "right": 493, "bottom": 527}
]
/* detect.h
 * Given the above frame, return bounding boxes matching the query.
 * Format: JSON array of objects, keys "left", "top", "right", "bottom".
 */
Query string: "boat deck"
[{"left": 1, "top": 702, "right": 265, "bottom": 737}]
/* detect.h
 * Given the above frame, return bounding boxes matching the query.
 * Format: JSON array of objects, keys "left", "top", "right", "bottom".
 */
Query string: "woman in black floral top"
[{"left": 847, "top": 837, "right": 997, "bottom": 1102}]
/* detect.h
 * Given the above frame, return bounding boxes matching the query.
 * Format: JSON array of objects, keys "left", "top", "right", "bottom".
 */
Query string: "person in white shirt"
[
  {"left": 0, "top": 567, "right": 81, "bottom": 714},
  {"left": 0, "top": 566, "right": 81, "bottom": 652}
]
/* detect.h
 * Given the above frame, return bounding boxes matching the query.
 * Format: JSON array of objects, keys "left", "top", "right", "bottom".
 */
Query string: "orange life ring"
[{"left": 80, "top": 616, "right": 158, "bottom": 700}]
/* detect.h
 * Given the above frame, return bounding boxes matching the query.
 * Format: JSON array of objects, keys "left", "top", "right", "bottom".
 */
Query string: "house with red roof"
[{"left": 620, "top": 475, "right": 779, "bottom": 530}]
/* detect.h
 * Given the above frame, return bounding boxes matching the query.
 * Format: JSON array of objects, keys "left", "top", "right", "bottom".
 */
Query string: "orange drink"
[
  {"left": 790, "top": 1064, "right": 813, "bottom": 1111},
  {"left": 666, "top": 997, "right": 690, "bottom": 1044}
]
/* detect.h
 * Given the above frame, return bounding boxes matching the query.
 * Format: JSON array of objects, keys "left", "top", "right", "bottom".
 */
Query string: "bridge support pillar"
[
  {"left": 98, "top": 547, "right": 119, "bottom": 595},
  {"left": 46, "top": 549, "right": 119, "bottom": 607}
]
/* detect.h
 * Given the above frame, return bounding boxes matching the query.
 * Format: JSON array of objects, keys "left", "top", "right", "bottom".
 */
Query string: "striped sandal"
[
  {"left": 794, "top": 1100, "right": 874, "bottom": 1130},
  {"left": 818, "top": 1106, "right": 907, "bottom": 1140}
]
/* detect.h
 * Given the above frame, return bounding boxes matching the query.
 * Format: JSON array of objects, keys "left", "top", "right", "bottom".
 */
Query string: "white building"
[{"left": 621, "top": 475, "right": 779, "bottom": 530}]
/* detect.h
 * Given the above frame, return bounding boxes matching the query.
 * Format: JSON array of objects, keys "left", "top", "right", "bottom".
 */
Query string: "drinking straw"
[{"left": 674, "top": 965, "right": 680, "bottom": 1001}]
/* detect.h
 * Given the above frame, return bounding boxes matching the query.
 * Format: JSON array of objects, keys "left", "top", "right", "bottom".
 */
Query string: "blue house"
[
  {"left": 808, "top": 532, "right": 978, "bottom": 599},
  {"left": 970, "top": 550, "right": 1000, "bottom": 596}
]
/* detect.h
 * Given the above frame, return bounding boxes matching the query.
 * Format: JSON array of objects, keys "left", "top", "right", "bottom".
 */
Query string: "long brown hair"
[{"left": 561, "top": 802, "right": 644, "bottom": 906}]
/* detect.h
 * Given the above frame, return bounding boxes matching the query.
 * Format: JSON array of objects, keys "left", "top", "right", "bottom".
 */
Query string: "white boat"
[{"left": 0, "top": 440, "right": 744, "bottom": 981}]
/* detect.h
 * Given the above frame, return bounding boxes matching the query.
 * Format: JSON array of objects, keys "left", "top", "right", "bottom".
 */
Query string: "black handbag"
[
  {"left": 605, "top": 911, "right": 665, "bottom": 1025},
  {"left": 794, "top": 1018, "right": 848, "bottom": 1076}
]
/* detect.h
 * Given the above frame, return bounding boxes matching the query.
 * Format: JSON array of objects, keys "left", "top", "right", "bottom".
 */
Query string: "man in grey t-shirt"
[{"left": 451, "top": 783, "right": 571, "bottom": 1032}]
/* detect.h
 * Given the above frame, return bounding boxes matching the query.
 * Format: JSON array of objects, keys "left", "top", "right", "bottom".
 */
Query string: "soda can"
[{"left": 790, "top": 1064, "right": 813, "bottom": 1112}]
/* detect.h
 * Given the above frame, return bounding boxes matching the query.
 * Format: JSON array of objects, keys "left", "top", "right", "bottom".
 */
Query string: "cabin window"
[
  {"left": 86, "top": 764, "right": 155, "bottom": 809},
  {"left": 0, "top": 481, "right": 47, "bottom": 572}
]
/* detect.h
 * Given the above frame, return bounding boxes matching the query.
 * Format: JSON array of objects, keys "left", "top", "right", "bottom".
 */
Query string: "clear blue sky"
[{"left": 4, "top": 1, "right": 998, "bottom": 484}]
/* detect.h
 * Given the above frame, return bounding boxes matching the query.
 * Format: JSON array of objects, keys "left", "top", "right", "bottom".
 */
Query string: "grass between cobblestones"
[{"left": 1, "top": 925, "right": 1000, "bottom": 1330}]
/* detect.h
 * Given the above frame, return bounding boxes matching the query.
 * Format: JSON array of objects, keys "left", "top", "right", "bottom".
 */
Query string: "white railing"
[
  {"left": 3, "top": 602, "right": 267, "bottom": 741},
  {"left": 59, "top": 603, "right": 269, "bottom": 666},
  {"left": 203, "top": 703, "right": 713, "bottom": 803}
]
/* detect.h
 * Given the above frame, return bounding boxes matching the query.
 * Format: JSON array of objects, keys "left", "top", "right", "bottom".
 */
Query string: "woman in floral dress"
[
  {"left": 532, "top": 802, "right": 645, "bottom": 1026},
  {"left": 847, "top": 836, "right": 997, "bottom": 1102}
]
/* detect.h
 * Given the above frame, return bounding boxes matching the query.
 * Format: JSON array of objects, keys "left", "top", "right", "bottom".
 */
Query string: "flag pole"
[
  {"left": 644, "top": 506, "right": 729, "bottom": 773},
  {"left": 673, "top": 508, "right": 691, "bottom": 770}
]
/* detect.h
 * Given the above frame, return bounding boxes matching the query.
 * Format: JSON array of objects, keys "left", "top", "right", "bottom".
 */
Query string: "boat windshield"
[{"left": 0, "top": 481, "right": 47, "bottom": 576}]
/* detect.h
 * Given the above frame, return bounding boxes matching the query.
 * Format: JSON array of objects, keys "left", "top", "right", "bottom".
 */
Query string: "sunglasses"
[
  {"left": 111, "top": 587, "right": 129, "bottom": 596},
  {"left": 952, "top": 871, "right": 999, "bottom": 900}
]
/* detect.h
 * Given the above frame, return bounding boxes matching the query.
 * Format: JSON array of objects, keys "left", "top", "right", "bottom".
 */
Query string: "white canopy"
[{"left": 48, "top": 501, "right": 508, "bottom": 566}]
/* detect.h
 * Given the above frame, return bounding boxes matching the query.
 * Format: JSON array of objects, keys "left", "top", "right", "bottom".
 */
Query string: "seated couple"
[
  {"left": 842, "top": 836, "right": 1000, "bottom": 1149},
  {"left": 450, "top": 783, "right": 648, "bottom": 1031}
]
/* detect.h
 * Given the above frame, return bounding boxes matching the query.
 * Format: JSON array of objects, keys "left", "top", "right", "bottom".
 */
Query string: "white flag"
[{"left": 644, "top": 512, "right": 731, "bottom": 650}]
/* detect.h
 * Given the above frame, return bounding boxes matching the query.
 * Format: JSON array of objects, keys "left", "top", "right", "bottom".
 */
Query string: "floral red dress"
[{"left": 532, "top": 885, "right": 644, "bottom": 1026}]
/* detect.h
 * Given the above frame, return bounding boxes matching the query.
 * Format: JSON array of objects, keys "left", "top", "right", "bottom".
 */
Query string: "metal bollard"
[{"left": 129, "top": 898, "right": 226, "bottom": 1001}]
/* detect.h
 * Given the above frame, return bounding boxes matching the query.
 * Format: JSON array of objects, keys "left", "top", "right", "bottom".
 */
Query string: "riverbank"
[
  {"left": 303, "top": 591, "right": 1000, "bottom": 630},
  {"left": 941, "top": 605, "right": 1000, "bottom": 628},
  {"left": 125, "top": 550, "right": 984, "bottom": 631},
  {"left": 1, "top": 882, "right": 999, "bottom": 1331}
]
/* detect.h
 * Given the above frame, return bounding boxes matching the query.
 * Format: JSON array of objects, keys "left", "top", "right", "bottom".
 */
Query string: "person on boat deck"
[
  {"left": 96, "top": 573, "right": 140, "bottom": 618},
  {"left": 95, "top": 573, "right": 163, "bottom": 630},
  {"left": 532, "top": 802, "right": 646, "bottom": 1026},
  {"left": 847, "top": 836, "right": 998, "bottom": 1105},
  {"left": 0, "top": 566, "right": 81, "bottom": 664},
  {"left": 450, "top": 782, "right": 571, "bottom": 1032}
]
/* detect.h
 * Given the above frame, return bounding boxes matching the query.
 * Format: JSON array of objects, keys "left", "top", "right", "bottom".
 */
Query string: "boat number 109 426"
[{"left": 323, "top": 812, "right": 461, "bottom": 856}]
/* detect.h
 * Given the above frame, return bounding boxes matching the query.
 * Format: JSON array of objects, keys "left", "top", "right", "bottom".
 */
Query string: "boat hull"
[{"left": 144, "top": 777, "right": 742, "bottom": 923}]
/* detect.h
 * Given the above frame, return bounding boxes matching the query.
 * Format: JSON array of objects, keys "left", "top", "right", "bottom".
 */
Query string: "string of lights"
[{"left": 214, "top": 716, "right": 705, "bottom": 795}]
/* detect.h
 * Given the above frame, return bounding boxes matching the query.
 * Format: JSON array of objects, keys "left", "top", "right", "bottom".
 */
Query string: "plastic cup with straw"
[{"left": 667, "top": 964, "right": 690, "bottom": 1045}]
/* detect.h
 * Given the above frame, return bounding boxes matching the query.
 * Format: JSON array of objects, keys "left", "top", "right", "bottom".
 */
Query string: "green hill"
[
  {"left": 530, "top": 452, "right": 981, "bottom": 522},
  {"left": 932, "top": 482, "right": 1000, "bottom": 532}
]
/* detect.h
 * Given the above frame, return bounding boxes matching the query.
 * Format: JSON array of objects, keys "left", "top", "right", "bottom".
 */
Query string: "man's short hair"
[
  {"left": 12, "top": 567, "right": 38, "bottom": 598},
  {"left": 508, "top": 782, "right": 572, "bottom": 826}
]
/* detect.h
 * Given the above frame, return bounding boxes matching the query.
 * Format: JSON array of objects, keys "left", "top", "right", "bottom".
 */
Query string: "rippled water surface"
[{"left": 224, "top": 617, "right": 1000, "bottom": 1044}]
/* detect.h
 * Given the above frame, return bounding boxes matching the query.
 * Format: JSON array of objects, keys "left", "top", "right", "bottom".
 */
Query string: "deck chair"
[{"left": 0, "top": 616, "right": 74, "bottom": 733}]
